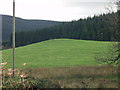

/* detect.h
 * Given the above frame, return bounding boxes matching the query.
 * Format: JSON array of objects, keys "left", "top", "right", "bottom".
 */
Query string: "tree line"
[{"left": 7, "top": 12, "right": 117, "bottom": 47}]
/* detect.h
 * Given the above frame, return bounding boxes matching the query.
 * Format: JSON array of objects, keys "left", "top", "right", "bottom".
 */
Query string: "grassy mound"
[{"left": 2, "top": 39, "right": 112, "bottom": 68}]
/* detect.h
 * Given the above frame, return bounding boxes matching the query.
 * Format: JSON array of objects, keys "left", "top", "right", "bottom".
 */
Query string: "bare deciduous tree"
[{"left": 96, "top": 1, "right": 120, "bottom": 65}]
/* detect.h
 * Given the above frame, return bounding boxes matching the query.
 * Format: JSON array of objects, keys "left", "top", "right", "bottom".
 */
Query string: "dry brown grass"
[{"left": 23, "top": 65, "right": 119, "bottom": 88}]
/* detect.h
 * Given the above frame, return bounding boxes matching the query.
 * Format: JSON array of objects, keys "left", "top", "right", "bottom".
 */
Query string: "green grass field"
[{"left": 2, "top": 39, "right": 112, "bottom": 68}]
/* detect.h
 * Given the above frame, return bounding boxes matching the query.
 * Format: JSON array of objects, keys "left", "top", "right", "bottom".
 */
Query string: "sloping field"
[{"left": 2, "top": 39, "right": 112, "bottom": 68}]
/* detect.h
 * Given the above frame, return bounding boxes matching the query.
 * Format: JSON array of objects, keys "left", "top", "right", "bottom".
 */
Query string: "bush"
[
  {"left": 3, "top": 76, "right": 60, "bottom": 88},
  {"left": 1, "top": 62, "right": 60, "bottom": 88}
]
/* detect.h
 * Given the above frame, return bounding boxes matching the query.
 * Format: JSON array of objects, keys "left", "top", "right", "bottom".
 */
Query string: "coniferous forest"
[{"left": 4, "top": 12, "right": 118, "bottom": 48}]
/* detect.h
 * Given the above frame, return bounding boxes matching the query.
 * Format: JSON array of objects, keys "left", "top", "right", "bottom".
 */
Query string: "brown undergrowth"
[{"left": 23, "top": 65, "right": 119, "bottom": 88}]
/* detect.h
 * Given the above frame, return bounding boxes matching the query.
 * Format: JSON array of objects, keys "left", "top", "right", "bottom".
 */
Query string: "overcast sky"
[{"left": 0, "top": 0, "right": 117, "bottom": 21}]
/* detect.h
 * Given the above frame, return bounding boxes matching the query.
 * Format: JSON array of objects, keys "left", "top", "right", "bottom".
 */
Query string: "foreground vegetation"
[
  {"left": 23, "top": 65, "right": 118, "bottom": 88},
  {"left": 2, "top": 39, "right": 112, "bottom": 68},
  {"left": 1, "top": 62, "right": 60, "bottom": 88},
  {"left": 2, "top": 62, "right": 118, "bottom": 88}
]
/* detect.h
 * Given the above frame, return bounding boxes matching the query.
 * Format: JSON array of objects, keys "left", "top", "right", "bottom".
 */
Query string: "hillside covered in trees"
[
  {"left": 2, "top": 15, "right": 61, "bottom": 42},
  {"left": 4, "top": 12, "right": 118, "bottom": 48}
]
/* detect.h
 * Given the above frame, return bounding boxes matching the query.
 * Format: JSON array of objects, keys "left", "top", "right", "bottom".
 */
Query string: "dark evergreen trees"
[{"left": 7, "top": 12, "right": 118, "bottom": 47}]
